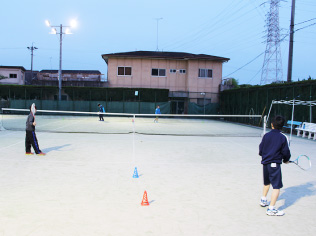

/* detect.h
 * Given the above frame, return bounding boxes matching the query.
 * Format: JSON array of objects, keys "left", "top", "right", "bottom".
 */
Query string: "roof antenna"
[{"left": 154, "top": 18, "right": 163, "bottom": 51}]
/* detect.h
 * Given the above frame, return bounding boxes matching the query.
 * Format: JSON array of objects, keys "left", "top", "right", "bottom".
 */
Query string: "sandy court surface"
[{"left": 0, "top": 122, "right": 316, "bottom": 236}]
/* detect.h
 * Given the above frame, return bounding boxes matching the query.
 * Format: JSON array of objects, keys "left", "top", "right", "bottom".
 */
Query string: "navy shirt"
[{"left": 259, "top": 129, "right": 291, "bottom": 164}]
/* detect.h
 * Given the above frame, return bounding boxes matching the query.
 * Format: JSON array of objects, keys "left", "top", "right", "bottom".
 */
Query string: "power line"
[
  {"left": 161, "top": 0, "right": 240, "bottom": 50},
  {"left": 168, "top": 2, "right": 255, "bottom": 51},
  {"left": 223, "top": 52, "right": 265, "bottom": 78},
  {"left": 295, "top": 22, "right": 316, "bottom": 32},
  {"left": 248, "top": 33, "right": 289, "bottom": 84},
  {"left": 295, "top": 17, "right": 316, "bottom": 25},
  {"left": 162, "top": 0, "right": 248, "bottom": 51}
]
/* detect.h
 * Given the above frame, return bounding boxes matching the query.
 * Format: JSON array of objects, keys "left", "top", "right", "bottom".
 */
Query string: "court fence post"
[{"left": 263, "top": 115, "right": 267, "bottom": 136}]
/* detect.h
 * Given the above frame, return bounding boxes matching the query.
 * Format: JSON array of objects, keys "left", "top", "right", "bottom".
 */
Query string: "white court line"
[
  {"left": 0, "top": 158, "right": 133, "bottom": 165},
  {"left": 0, "top": 140, "right": 24, "bottom": 151},
  {"left": 0, "top": 157, "right": 258, "bottom": 166}
]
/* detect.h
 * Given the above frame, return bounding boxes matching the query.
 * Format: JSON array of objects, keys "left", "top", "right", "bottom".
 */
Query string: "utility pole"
[
  {"left": 27, "top": 43, "right": 38, "bottom": 80},
  {"left": 287, "top": 0, "right": 296, "bottom": 83}
]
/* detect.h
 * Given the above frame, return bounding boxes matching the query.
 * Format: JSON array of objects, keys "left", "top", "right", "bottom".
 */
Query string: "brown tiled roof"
[
  {"left": 39, "top": 70, "right": 101, "bottom": 74},
  {"left": 101, "top": 51, "right": 230, "bottom": 62},
  {"left": 0, "top": 66, "right": 26, "bottom": 71}
]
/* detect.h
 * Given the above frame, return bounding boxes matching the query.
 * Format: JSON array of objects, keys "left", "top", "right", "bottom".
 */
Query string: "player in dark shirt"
[
  {"left": 259, "top": 115, "right": 290, "bottom": 216},
  {"left": 25, "top": 103, "right": 45, "bottom": 156}
]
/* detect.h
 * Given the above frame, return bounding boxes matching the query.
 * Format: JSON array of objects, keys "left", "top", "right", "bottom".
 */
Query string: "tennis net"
[{"left": 1, "top": 108, "right": 264, "bottom": 137}]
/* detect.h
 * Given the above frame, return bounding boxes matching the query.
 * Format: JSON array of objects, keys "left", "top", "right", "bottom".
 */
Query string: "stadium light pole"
[{"left": 45, "top": 20, "right": 77, "bottom": 100}]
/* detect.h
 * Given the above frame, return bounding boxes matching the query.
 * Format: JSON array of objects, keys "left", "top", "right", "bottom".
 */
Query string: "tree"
[{"left": 0, "top": 74, "right": 8, "bottom": 80}]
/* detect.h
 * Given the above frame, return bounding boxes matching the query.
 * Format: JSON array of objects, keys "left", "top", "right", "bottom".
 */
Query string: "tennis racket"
[
  {"left": 31, "top": 103, "right": 36, "bottom": 125},
  {"left": 31, "top": 103, "right": 36, "bottom": 116},
  {"left": 289, "top": 155, "right": 312, "bottom": 171}
]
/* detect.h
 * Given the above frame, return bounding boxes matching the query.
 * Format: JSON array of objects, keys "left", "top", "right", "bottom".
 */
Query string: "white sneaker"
[
  {"left": 266, "top": 208, "right": 284, "bottom": 216},
  {"left": 260, "top": 199, "right": 268, "bottom": 207}
]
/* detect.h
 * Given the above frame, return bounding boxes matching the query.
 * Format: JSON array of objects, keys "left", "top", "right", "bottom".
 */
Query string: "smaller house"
[
  {"left": 37, "top": 70, "right": 103, "bottom": 82},
  {"left": 0, "top": 66, "right": 26, "bottom": 85},
  {"left": 33, "top": 70, "right": 106, "bottom": 87}
]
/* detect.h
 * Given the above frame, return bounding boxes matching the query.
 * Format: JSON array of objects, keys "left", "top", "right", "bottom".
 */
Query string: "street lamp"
[
  {"left": 201, "top": 92, "right": 206, "bottom": 115},
  {"left": 45, "top": 19, "right": 76, "bottom": 100}
]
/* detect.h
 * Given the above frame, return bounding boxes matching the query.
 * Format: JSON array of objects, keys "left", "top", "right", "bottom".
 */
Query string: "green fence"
[
  {"left": 3, "top": 100, "right": 220, "bottom": 115},
  {"left": 220, "top": 80, "right": 316, "bottom": 125},
  {"left": 0, "top": 85, "right": 169, "bottom": 102},
  {"left": 188, "top": 103, "right": 219, "bottom": 114},
  {"left": 7, "top": 100, "right": 171, "bottom": 114}
]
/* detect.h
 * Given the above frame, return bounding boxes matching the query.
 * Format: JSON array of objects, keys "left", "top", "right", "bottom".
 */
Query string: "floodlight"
[
  {"left": 50, "top": 28, "right": 57, "bottom": 34},
  {"left": 65, "top": 28, "right": 72, "bottom": 34},
  {"left": 70, "top": 19, "right": 77, "bottom": 28}
]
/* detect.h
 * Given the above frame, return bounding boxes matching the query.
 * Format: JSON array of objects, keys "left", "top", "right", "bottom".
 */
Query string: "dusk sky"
[{"left": 1, "top": 0, "right": 315, "bottom": 85}]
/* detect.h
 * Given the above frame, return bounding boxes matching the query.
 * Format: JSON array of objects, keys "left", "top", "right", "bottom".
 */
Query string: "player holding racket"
[
  {"left": 25, "top": 103, "right": 45, "bottom": 156},
  {"left": 259, "top": 115, "right": 290, "bottom": 216}
]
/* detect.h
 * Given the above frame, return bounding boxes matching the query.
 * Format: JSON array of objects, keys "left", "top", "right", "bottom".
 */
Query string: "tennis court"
[{"left": 0, "top": 113, "right": 315, "bottom": 236}]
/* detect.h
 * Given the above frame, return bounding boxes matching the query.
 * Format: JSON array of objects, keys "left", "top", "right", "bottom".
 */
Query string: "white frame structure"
[{"left": 266, "top": 99, "right": 316, "bottom": 144}]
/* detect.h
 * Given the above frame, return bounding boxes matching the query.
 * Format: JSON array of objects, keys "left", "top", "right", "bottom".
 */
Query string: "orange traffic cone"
[{"left": 141, "top": 191, "right": 149, "bottom": 206}]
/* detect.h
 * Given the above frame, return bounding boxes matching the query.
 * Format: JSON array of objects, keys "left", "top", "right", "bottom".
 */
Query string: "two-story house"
[{"left": 101, "top": 51, "right": 229, "bottom": 113}]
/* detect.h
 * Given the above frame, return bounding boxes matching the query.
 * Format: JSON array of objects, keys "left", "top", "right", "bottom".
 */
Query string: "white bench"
[{"left": 296, "top": 122, "right": 316, "bottom": 140}]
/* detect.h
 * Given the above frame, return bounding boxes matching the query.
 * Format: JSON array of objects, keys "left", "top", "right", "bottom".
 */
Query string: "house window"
[
  {"left": 152, "top": 68, "right": 166, "bottom": 77},
  {"left": 170, "top": 69, "right": 176, "bottom": 73},
  {"left": 198, "top": 69, "right": 212, "bottom": 78},
  {"left": 179, "top": 69, "right": 186, "bottom": 74},
  {"left": 9, "top": 74, "right": 17, "bottom": 78},
  {"left": 117, "top": 67, "right": 132, "bottom": 76}
]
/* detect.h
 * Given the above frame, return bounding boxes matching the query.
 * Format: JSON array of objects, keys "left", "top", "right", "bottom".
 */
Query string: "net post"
[
  {"left": 0, "top": 108, "right": 3, "bottom": 131},
  {"left": 263, "top": 115, "right": 267, "bottom": 136}
]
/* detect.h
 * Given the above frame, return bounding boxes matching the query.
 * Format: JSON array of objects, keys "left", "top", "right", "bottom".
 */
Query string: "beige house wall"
[
  {"left": 0, "top": 68, "right": 25, "bottom": 85},
  {"left": 107, "top": 57, "right": 224, "bottom": 103}
]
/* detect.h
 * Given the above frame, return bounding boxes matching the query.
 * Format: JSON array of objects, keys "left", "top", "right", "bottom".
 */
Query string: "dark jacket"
[
  {"left": 259, "top": 129, "right": 291, "bottom": 164},
  {"left": 26, "top": 113, "right": 35, "bottom": 131}
]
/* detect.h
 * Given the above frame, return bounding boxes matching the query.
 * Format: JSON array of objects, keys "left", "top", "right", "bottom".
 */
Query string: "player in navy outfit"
[{"left": 259, "top": 115, "right": 291, "bottom": 216}]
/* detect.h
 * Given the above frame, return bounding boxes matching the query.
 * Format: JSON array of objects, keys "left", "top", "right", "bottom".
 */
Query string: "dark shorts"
[{"left": 263, "top": 164, "right": 283, "bottom": 189}]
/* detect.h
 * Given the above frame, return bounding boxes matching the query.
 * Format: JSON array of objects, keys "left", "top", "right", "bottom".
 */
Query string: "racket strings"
[{"left": 295, "top": 155, "right": 311, "bottom": 170}]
